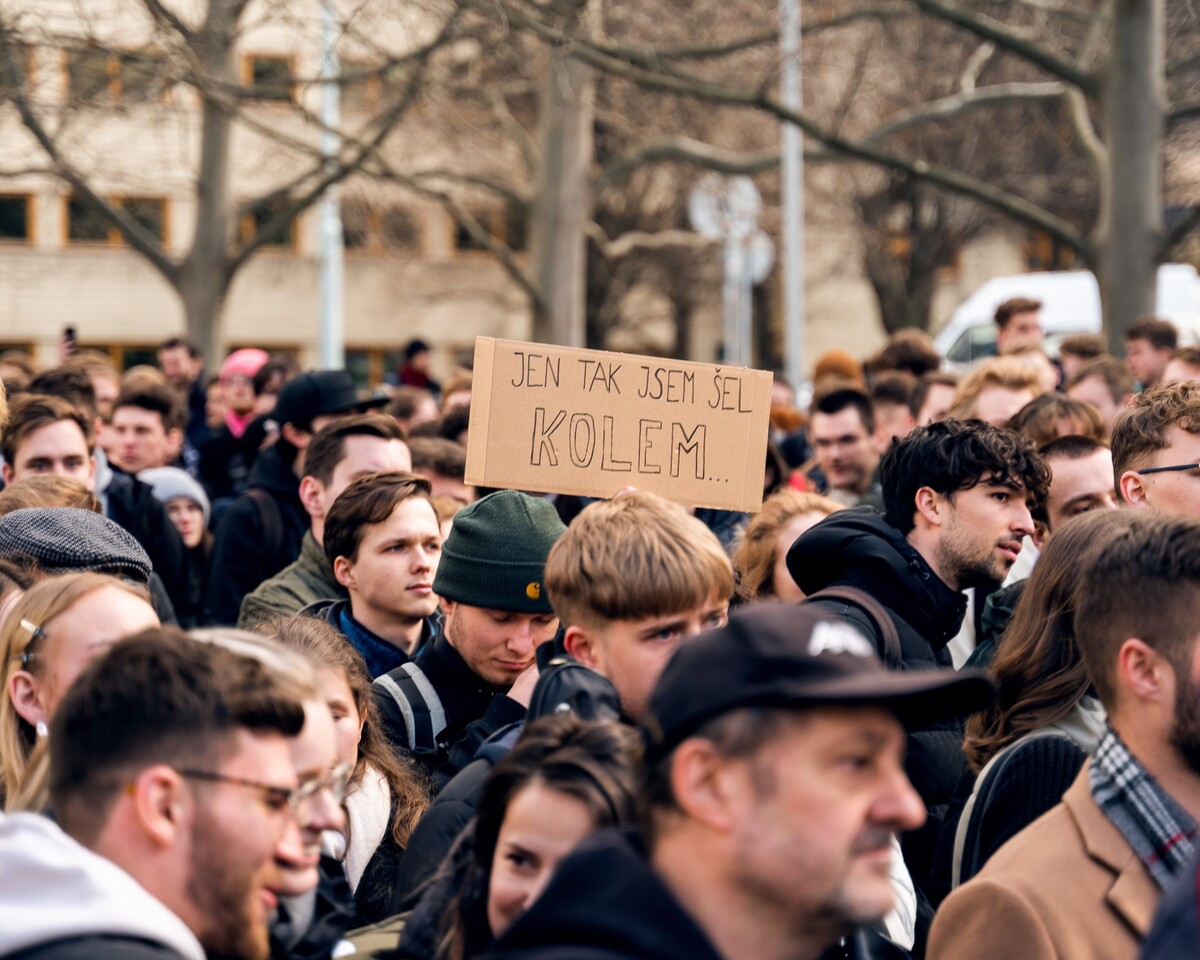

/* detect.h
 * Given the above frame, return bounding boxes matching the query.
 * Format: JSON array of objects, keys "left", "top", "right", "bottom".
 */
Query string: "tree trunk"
[
  {"left": 180, "top": 0, "right": 240, "bottom": 368},
  {"left": 1098, "top": 0, "right": 1164, "bottom": 353},
  {"left": 530, "top": 0, "right": 595, "bottom": 347}
]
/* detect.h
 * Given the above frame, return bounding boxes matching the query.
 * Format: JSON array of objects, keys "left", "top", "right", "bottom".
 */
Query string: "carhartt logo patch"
[
  {"left": 525, "top": 582, "right": 541, "bottom": 600},
  {"left": 808, "top": 621, "right": 873, "bottom": 658}
]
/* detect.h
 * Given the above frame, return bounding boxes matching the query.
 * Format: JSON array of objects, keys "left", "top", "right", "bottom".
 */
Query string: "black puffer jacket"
[{"left": 787, "top": 507, "right": 969, "bottom": 910}]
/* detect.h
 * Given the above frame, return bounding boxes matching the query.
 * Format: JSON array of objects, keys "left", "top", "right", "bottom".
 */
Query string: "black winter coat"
[
  {"left": 7, "top": 938, "right": 186, "bottom": 960},
  {"left": 206, "top": 444, "right": 307, "bottom": 626},
  {"left": 485, "top": 829, "right": 909, "bottom": 960},
  {"left": 786, "top": 507, "right": 969, "bottom": 907}
]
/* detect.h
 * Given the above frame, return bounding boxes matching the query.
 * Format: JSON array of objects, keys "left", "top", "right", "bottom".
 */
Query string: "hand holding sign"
[{"left": 466, "top": 338, "right": 773, "bottom": 512}]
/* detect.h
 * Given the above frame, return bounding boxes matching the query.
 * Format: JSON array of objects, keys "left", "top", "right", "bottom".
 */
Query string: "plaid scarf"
[{"left": 1090, "top": 725, "right": 1198, "bottom": 890}]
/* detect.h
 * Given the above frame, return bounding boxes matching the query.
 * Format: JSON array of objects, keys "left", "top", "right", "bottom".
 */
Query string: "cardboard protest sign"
[{"left": 465, "top": 337, "right": 774, "bottom": 512}]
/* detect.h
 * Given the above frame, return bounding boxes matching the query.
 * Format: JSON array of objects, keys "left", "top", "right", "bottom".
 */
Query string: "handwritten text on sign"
[{"left": 465, "top": 338, "right": 773, "bottom": 512}]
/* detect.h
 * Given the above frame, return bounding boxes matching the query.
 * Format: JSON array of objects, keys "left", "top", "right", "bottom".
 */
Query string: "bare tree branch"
[
  {"left": 408, "top": 170, "right": 528, "bottom": 209},
  {"left": 593, "top": 227, "right": 719, "bottom": 259},
  {"left": 1167, "top": 102, "right": 1200, "bottom": 127},
  {"left": 139, "top": 0, "right": 194, "bottom": 42},
  {"left": 485, "top": 2, "right": 1094, "bottom": 260},
  {"left": 867, "top": 83, "right": 1067, "bottom": 141},
  {"left": 1066, "top": 85, "right": 1107, "bottom": 174},
  {"left": 910, "top": 0, "right": 1099, "bottom": 94},
  {"left": 596, "top": 138, "right": 779, "bottom": 189},
  {"left": 1163, "top": 205, "right": 1200, "bottom": 255}
]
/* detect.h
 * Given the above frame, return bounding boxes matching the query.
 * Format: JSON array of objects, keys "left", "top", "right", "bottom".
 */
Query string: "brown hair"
[
  {"left": 909, "top": 372, "right": 960, "bottom": 418},
  {"left": 946, "top": 357, "right": 1040, "bottom": 421},
  {"left": 812, "top": 351, "right": 865, "bottom": 388},
  {"left": 303, "top": 413, "right": 407, "bottom": 487},
  {"left": 1058, "top": 334, "right": 1107, "bottom": 361},
  {"left": 732, "top": 490, "right": 843, "bottom": 602},
  {"left": 387, "top": 387, "right": 435, "bottom": 423},
  {"left": 408, "top": 437, "right": 467, "bottom": 481},
  {"left": 0, "top": 476, "right": 101, "bottom": 516},
  {"left": 1065, "top": 356, "right": 1135, "bottom": 404},
  {"left": 544, "top": 491, "right": 733, "bottom": 631},
  {"left": 994, "top": 297, "right": 1042, "bottom": 330},
  {"left": 323, "top": 471, "right": 433, "bottom": 566},
  {"left": 1126, "top": 316, "right": 1178, "bottom": 352},
  {"left": 50, "top": 627, "right": 306, "bottom": 844},
  {"left": 429, "top": 494, "right": 466, "bottom": 525},
  {"left": 1075, "top": 512, "right": 1200, "bottom": 710},
  {"left": 1005, "top": 394, "right": 1104, "bottom": 448},
  {"left": 963, "top": 511, "right": 1137, "bottom": 771},
  {"left": 1111, "top": 380, "right": 1200, "bottom": 478},
  {"left": 1169, "top": 346, "right": 1200, "bottom": 371},
  {"left": 113, "top": 383, "right": 185, "bottom": 433},
  {"left": 2, "top": 574, "right": 154, "bottom": 810},
  {"left": 1, "top": 394, "right": 94, "bottom": 466},
  {"left": 868, "top": 330, "right": 941, "bottom": 378},
  {"left": 267, "top": 616, "right": 431, "bottom": 849}
]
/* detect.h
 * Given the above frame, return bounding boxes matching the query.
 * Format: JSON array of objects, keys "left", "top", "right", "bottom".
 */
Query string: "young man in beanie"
[
  {"left": 373, "top": 489, "right": 565, "bottom": 785},
  {"left": 485, "top": 604, "right": 993, "bottom": 960}
]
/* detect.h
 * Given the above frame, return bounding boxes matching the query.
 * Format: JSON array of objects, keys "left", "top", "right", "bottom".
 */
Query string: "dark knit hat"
[
  {"left": 0, "top": 507, "right": 153, "bottom": 582},
  {"left": 433, "top": 490, "right": 566, "bottom": 614}
]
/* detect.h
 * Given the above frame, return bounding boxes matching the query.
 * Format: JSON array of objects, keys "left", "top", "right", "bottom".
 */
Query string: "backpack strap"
[
  {"left": 951, "top": 728, "right": 1072, "bottom": 888},
  {"left": 805, "top": 586, "right": 903, "bottom": 669},
  {"left": 245, "top": 488, "right": 285, "bottom": 569},
  {"left": 374, "top": 662, "right": 447, "bottom": 756}
]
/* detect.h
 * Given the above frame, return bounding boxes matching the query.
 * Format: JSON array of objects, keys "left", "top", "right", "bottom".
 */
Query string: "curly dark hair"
[{"left": 880, "top": 419, "right": 1050, "bottom": 534}]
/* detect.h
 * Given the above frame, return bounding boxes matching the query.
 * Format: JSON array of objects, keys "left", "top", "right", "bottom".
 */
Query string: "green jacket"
[{"left": 238, "top": 531, "right": 346, "bottom": 628}]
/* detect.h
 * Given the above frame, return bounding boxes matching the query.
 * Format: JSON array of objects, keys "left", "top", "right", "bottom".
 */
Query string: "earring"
[{"left": 35, "top": 721, "right": 47, "bottom": 738}]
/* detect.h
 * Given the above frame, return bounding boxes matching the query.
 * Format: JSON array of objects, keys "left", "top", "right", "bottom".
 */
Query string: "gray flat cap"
[{"left": 0, "top": 507, "right": 153, "bottom": 582}]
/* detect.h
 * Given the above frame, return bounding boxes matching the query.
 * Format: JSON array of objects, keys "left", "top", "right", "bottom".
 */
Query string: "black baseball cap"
[
  {"left": 272, "top": 370, "right": 387, "bottom": 427},
  {"left": 642, "top": 603, "right": 995, "bottom": 763}
]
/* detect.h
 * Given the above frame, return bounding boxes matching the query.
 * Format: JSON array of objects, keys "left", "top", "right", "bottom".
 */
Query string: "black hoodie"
[
  {"left": 786, "top": 507, "right": 969, "bottom": 911},
  {"left": 484, "top": 830, "right": 910, "bottom": 960}
]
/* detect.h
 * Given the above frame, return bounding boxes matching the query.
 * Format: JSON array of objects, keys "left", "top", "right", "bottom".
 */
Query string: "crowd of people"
[{"left": 0, "top": 301, "right": 1199, "bottom": 960}]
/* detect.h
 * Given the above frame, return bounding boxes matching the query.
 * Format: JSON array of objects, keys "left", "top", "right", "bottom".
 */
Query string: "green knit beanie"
[{"left": 433, "top": 490, "right": 566, "bottom": 613}]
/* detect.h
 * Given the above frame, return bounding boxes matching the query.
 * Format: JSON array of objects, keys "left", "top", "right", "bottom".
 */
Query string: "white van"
[{"left": 934, "top": 264, "right": 1200, "bottom": 368}]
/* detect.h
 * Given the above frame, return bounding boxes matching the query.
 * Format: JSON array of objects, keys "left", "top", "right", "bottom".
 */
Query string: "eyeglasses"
[
  {"left": 178, "top": 761, "right": 353, "bottom": 823},
  {"left": 1137, "top": 461, "right": 1200, "bottom": 475}
]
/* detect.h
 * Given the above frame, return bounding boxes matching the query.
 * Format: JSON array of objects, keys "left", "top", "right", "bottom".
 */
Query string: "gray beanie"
[
  {"left": 0, "top": 507, "right": 153, "bottom": 582},
  {"left": 138, "top": 467, "right": 211, "bottom": 527},
  {"left": 432, "top": 490, "right": 566, "bottom": 614}
]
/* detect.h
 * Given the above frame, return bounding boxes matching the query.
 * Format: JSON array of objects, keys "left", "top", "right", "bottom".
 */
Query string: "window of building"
[
  {"left": 240, "top": 197, "right": 296, "bottom": 249},
  {"left": 242, "top": 54, "right": 295, "bottom": 101},
  {"left": 341, "top": 198, "right": 421, "bottom": 253},
  {"left": 66, "top": 195, "right": 168, "bottom": 246},
  {"left": 1, "top": 44, "right": 34, "bottom": 96},
  {"left": 453, "top": 202, "right": 527, "bottom": 254},
  {"left": 346, "top": 347, "right": 404, "bottom": 390},
  {"left": 65, "top": 45, "right": 164, "bottom": 102},
  {"left": 1024, "top": 229, "right": 1077, "bottom": 271},
  {"left": 0, "top": 195, "right": 33, "bottom": 243}
]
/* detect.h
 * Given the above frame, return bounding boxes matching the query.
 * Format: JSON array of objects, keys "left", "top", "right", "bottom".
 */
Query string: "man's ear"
[
  {"left": 1119, "top": 471, "right": 1150, "bottom": 509},
  {"left": 165, "top": 428, "right": 183, "bottom": 462},
  {"left": 1116, "top": 637, "right": 1172, "bottom": 707},
  {"left": 298, "top": 476, "right": 325, "bottom": 520},
  {"left": 1031, "top": 520, "right": 1050, "bottom": 551},
  {"left": 564, "top": 625, "right": 600, "bottom": 669},
  {"left": 130, "top": 765, "right": 189, "bottom": 849},
  {"left": 913, "top": 486, "right": 945, "bottom": 528},
  {"left": 333, "top": 555, "right": 355, "bottom": 590},
  {"left": 0, "top": 462, "right": 11, "bottom": 486},
  {"left": 669, "top": 740, "right": 744, "bottom": 833},
  {"left": 281, "top": 422, "right": 313, "bottom": 450}
]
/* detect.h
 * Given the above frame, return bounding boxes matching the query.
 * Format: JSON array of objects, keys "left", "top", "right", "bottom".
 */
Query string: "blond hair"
[
  {"left": 732, "top": 490, "right": 844, "bottom": 602},
  {"left": 544, "top": 492, "right": 733, "bottom": 630},
  {"left": 1, "top": 573, "right": 151, "bottom": 809},
  {"left": 947, "top": 357, "right": 1041, "bottom": 420}
]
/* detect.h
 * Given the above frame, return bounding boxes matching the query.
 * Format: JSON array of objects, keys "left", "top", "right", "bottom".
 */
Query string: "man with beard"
[
  {"left": 0, "top": 630, "right": 305, "bottom": 960},
  {"left": 787, "top": 419, "right": 1049, "bottom": 922},
  {"left": 485, "top": 604, "right": 994, "bottom": 960},
  {"left": 930, "top": 512, "right": 1200, "bottom": 960}
]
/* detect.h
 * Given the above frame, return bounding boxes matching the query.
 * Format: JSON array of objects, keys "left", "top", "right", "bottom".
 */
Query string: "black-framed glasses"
[
  {"left": 1137, "top": 461, "right": 1200, "bottom": 475},
  {"left": 178, "top": 761, "right": 353, "bottom": 822}
]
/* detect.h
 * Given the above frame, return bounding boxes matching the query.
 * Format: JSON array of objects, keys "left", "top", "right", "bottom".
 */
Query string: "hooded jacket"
[
  {"left": 207, "top": 443, "right": 308, "bottom": 626},
  {"left": 0, "top": 812, "right": 205, "bottom": 960},
  {"left": 786, "top": 507, "right": 969, "bottom": 907},
  {"left": 238, "top": 532, "right": 346, "bottom": 629},
  {"left": 484, "top": 829, "right": 910, "bottom": 960}
]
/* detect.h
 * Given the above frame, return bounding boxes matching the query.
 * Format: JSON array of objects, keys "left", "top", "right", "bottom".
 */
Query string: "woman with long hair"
[
  {"left": 949, "top": 510, "right": 1138, "bottom": 887},
  {"left": 269, "top": 615, "right": 432, "bottom": 924},
  {"left": 397, "top": 714, "right": 640, "bottom": 960},
  {"left": 732, "top": 489, "right": 843, "bottom": 603},
  {"left": 1, "top": 572, "right": 159, "bottom": 810}
]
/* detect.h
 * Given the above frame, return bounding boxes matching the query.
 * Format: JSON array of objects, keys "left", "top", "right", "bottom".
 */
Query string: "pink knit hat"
[{"left": 219, "top": 348, "right": 270, "bottom": 382}]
